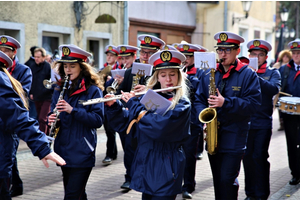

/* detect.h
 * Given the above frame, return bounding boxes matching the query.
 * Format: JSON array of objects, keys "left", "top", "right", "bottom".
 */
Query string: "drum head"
[{"left": 280, "top": 97, "right": 300, "bottom": 104}]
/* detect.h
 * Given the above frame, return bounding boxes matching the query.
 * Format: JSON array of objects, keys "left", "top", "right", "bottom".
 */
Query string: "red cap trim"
[
  {"left": 290, "top": 44, "right": 300, "bottom": 49},
  {"left": 0, "top": 57, "right": 9, "bottom": 67},
  {"left": 179, "top": 48, "right": 197, "bottom": 52},
  {"left": 0, "top": 41, "right": 18, "bottom": 49},
  {"left": 153, "top": 57, "right": 181, "bottom": 66},
  {"left": 62, "top": 52, "right": 87, "bottom": 60},
  {"left": 141, "top": 41, "right": 162, "bottom": 47},
  {"left": 120, "top": 49, "right": 137, "bottom": 54},
  {"left": 249, "top": 44, "right": 269, "bottom": 51},
  {"left": 217, "top": 38, "right": 241, "bottom": 44}
]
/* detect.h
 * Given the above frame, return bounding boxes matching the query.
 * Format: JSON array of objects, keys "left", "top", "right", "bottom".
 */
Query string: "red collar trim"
[
  {"left": 70, "top": 79, "right": 86, "bottom": 97},
  {"left": 8, "top": 59, "right": 16, "bottom": 75},
  {"left": 256, "top": 62, "right": 267, "bottom": 74},
  {"left": 186, "top": 66, "right": 197, "bottom": 75},
  {"left": 217, "top": 59, "right": 244, "bottom": 79}
]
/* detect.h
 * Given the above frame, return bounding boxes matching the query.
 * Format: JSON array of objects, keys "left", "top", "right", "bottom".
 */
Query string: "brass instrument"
[
  {"left": 49, "top": 74, "right": 70, "bottom": 139},
  {"left": 80, "top": 86, "right": 182, "bottom": 106},
  {"left": 131, "top": 61, "right": 146, "bottom": 91},
  {"left": 43, "top": 79, "right": 56, "bottom": 89},
  {"left": 198, "top": 58, "right": 223, "bottom": 155},
  {"left": 106, "top": 64, "right": 126, "bottom": 94}
]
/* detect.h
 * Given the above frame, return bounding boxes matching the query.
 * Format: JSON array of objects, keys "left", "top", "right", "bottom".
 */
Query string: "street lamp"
[
  {"left": 232, "top": 1, "right": 252, "bottom": 26},
  {"left": 275, "top": 7, "right": 295, "bottom": 61}
]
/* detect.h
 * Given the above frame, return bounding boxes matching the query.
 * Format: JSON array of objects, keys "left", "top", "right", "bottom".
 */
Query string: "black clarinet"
[{"left": 49, "top": 74, "right": 70, "bottom": 138}]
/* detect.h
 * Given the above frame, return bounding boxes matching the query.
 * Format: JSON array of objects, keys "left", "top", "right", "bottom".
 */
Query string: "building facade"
[{"left": 0, "top": 1, "right": 125, "bottom": 69}]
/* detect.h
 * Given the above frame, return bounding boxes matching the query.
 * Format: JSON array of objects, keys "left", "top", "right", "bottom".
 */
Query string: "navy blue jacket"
[
  {"left": 250, "top": 63, "right": 281, "bottom": 129},
  {"left": 194, "top": 59, "right": 261, "bottom": 153},
  {"left": 279, "top": 59, "right": 300, "bottom": 97},
  {"left": 0, "top": 71, "right": 51, "bottom": 178},
  {"left": 9, "top": 56, "right": 32, "bottom": 95},
  {"left": 105, "top": 94, "right": 191, "bottom": 196},
  {"left": 51, "top": 78, "right": 104, "bottom": 168}
]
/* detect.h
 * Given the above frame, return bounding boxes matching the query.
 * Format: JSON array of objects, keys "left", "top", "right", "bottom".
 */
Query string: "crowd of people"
[{"left": 1, "top": 30, "right": 300, "bottom": 200}]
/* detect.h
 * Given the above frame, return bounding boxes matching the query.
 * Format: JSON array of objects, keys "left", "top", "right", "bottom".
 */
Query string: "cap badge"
[
  {"left": 164, "top": 46, "right": 169, "bottom": 50},
  {"left": 174, "top": 44, "right": 178, "bottom": 48},
  {"left": 219, "top": 33, "right": 228, "bottom": 42},
  {"left": 144, "top": 36, "right": 152, "bottom": 44},
  {"left": 0, "top": 36, "right": 8, "bottom": 44},
  {"left": 121, "top": 46, "right": 127, "bottom": 52},
  {"left": 183, "top": 45, "right": 189, "bottom": 51},
  {"left": 108, "top": 46, "right": 113, "bottom": 51},
  {"left": 253, "top": 40, "right": 260, "bottom": 47},
  {"left": 62, "top": 47, "right": 71, "bottom": 56},
  {"left": 292, "top": 42, "right": 298, "bottom": 48},
  {"left": 160, "top": 51, "right": 172, "bottom": 62}
]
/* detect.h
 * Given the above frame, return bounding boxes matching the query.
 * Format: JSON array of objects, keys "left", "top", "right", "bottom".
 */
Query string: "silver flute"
[
  {"left": 80, "top": 86, "right": 182, "bottom": 106},
  {"left": 49, "top": 74, "right": 70, "bottom": 138}
]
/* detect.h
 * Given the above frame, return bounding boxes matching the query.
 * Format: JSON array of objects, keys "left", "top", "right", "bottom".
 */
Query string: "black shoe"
[
  {"left": 289, "top": 177, "right": 300, "bottom": 185},
  {"left": 196, "top": 152, "right": 203, "bottom": 160},
  {"left": 120, "top": 181, "right": 131, "bottom": 190},
  {"left": 182, "top": 191, "right": 192, "bottom": 199},
  {"left": 102, "top": 156, "right": 112, "bottom": 165},
  {"left": 244, "top": 197, "right": 255, "bottom": 200},
  {"left": 10, "top": 188, "right": 23, "bottom": 197}
]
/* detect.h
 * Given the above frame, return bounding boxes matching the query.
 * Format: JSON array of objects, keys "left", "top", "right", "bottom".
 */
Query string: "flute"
[{"left": 80, "top": 86, "right": 182, "bottom": 106}]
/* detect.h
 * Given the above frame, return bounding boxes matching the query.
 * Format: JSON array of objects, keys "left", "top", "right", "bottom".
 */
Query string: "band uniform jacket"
[
  {"left": 50, "top": 78, "right": 104, "bottom": 168},
  {"left": 0, "top": 70, "right": 51, "bottom": 178},
  {"left": 279, "top": 59, "right": 300, "bottom": 97},
  {"left": 250, "top": 62, "right": 281, "bottom": 129},
  {"left": 194, "top": 59, "right": 261, "bottom": 153},
  {"left": 9, "top": 56, "right": 32, "bottom": 95},
  {"left": 105, "top": 93, "right": 191, "bottom": 196}
]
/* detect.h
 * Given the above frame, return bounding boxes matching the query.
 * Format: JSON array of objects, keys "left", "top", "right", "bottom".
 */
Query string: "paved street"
[{"left": 12, "top": 111, "right": 300, "bottom": 200}]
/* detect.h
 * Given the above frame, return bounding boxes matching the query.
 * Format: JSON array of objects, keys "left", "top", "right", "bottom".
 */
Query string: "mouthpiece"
[{"left": 216, "top": 59, "right": 224, "bottom": 63}]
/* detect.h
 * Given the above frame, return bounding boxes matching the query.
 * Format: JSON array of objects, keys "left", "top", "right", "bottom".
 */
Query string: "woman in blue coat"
[
  {"left": 0, "top": 51, "right": 66, "bottom": 199},
  {"left": 105, "top": 50, "right": 191, "bottom": 200},
  {"left": 48, "top": 44, "right": 104, "bottom": 200}
]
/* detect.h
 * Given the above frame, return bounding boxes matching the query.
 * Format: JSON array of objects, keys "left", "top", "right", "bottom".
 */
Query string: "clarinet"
[{"left": 49, "top": 74, "right": 70, "bottom": 139}]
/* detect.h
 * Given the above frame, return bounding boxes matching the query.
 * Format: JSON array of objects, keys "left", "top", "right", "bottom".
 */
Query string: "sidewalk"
[{"left": 13, "top": 111, "right": 300, "bottom": 200}]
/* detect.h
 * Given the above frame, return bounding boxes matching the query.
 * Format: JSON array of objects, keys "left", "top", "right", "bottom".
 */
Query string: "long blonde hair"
[
  {"left": 1, "top": 67, "right": 28, "bottom": 110},
  {"left": 146, "top": 69, "right": 189, "bottom": 110}
]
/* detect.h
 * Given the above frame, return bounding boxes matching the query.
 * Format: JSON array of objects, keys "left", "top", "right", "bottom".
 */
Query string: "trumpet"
[
  {"left": 106, "top": 64, "right": 126, "bottom": 94},
  {"left": 43, "top": 79, "right": 56, "bottom": 89},
  {"left": 80, "top": 86, "right": 182, "bottom": 106}
]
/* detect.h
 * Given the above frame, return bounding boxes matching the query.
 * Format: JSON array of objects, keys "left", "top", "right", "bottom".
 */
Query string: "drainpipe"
[
  {"left": 224, "top": 1, "right": 228, "bottom": 31},
  {"left": 123, "top": 1, "right": 128, "bottom": 44}
]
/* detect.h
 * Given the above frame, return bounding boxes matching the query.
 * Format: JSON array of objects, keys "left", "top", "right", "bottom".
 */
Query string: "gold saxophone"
[{"left": 198, "top": 59, "right": 223, "bottom": 155}]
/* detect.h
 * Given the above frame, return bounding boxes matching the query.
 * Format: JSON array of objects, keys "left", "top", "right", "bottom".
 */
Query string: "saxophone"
[
  {"left": 49, "top": 74, "right": 70, "bottom": 138},
  {"left": 198, "top": 59, "right": 223, "bottom": 155}
]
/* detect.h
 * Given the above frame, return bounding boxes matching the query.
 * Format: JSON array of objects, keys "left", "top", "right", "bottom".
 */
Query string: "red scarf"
[
  {"left": 104, "top": 62, "right": 120, "bottom": 70},
  {"left": 70, "top": 79, "right": 87, "bottom": 97},
  {"left": 8, "top": 60, "right": 16, "bottom": 75},
  {"left": 287, "top": 63, "right": 300, "bottom": 81},
  {"left": 217, "top": 59, "right": 244, "bottom": 79},
  {"left": 186, "top": 65, "right": 197, "bottom": 75},
  {"left": 256, "top": 62, "right": 267, "bottom": 74}
]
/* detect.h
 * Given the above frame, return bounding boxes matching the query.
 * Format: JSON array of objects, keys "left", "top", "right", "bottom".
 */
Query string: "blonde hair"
[
  {"left": 1, "top": 67, "right": 28, "bottom": 110},
  {"left": 146, "top": 69, "right": 189, "bottom": 110},
  {"left": 54, "top": 61, "right": 105, "bottom": 92}
]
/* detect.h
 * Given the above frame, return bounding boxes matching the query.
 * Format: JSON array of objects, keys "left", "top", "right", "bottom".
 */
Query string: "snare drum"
[{"left": 278, "top": 97, "right": 300, "bottom": 115}]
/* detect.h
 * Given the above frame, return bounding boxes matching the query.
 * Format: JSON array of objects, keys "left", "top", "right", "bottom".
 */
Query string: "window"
[
  {"left": 254, "top": 30, "right": 260, "bottom": 39},
  {"left": 88, "top": 40, "right": 99, "bottom": 68}
]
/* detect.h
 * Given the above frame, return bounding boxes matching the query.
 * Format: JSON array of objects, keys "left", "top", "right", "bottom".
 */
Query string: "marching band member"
[
  {"left": 0, "top": 35, "right": 33, "bottom": 197},
  {"left": 102, "top": 45, "right": 121, "bottom": 165},
  {"left": 0, "top": 51, "right": 66, "bottom": 199},
  {"left": 278, "top": 39, "right": 300, "bottom": 185},
  {"left": 243, "top": 39, "right": 281, "bottom": 200},
  {"left": 178, "top": 43, "right": 208, "bottom": 199},
  {"left": 194, "top": 31, "right": 261, "bottom": 200},
  {"left": 105, "top": 50, "right": 191, "bottom": 199},
  {"left": 48, "top": 44, "right": 104, "bottom": 200}
]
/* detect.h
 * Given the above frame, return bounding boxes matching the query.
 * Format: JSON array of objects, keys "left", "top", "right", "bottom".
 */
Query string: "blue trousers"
[
  {"left": 0, "top": 178, "right": 11, "bottom": 200},
  {"left": 61, "top": 167, "right": 92, "bottom": 200},
  {"left": 208, "top": 151, "right": 244, "bottom": 200},
  {"left": 142, "top": 193, "right": 176, "bottom": 200},
  {"left": 243, "top": 129, "right": 271, "bottom": 199},
  {"left": 103, "top": 116, "right": 118, "bottom": 159},
  {"left": 182, "top": 124, "right": 201, "bottom": 193}
]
